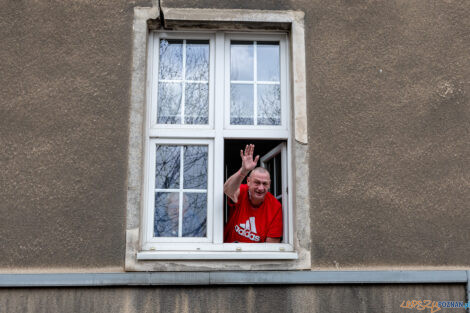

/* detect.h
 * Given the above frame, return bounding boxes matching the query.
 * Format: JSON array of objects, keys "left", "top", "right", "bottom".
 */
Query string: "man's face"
[{"left": 247, "top": 171, "right": 271, "bottom": 205}]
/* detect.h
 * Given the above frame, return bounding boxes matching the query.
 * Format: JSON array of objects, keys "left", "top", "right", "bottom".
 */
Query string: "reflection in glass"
[
  {"left": 155, "top": 145, "right": 180, "bottom": 189},
  {"left": 230, "top": 41, "right": 253, "bottom": 81},
  {"left": 182, "top": 192, "right": 207, "bottom": 237},
  {"left": 185, "top": 83, "right": 209, "bottom": 124},
  {"left": 257, "top": 84, "right": 281, "bottom": 125},
  {"left": 230, "top": 84, "right": 253, "bottom": 125},
  {"left": 154, "top": 192, "right": 179, "bottom": 237},
  {"left": 157, "top": 82, "right": 182, "bottom": 124},
  {"left": 257, "top": 42, "right": 280, "bottom": 82},
  {"left": 159, "top": 39, "right": 183, "bottom": 80},
  {"left": 183, "top": 145, "right": 208, "bottom": 189},
  {"left": 186, "top": 40, "right": 209, "bottom": 81}
]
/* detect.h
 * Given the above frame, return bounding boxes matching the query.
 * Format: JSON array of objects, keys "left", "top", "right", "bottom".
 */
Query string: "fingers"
[
  {"left": 254, "top": 155, "right": 260, "bottom": 164},
  {"left": 244, "top": 144, "right": 254, "bottom": 156},
  {"left": 244, "top": 144, "right": 251, "bottom": 157},
  {"left": 241, "top": 144, "right": 255, "bottom": 160}
]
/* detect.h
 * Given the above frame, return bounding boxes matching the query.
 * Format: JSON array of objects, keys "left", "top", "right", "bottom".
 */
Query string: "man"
[{"left": 223, "top": 144, "right": 283, "bottom": 243}]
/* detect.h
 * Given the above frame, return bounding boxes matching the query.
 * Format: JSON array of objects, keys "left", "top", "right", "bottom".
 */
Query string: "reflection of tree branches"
[
  {"left": 257, "top": 84, "right": 281, "bottom": 125},
  {"left": 183, "top": 192, "right": 207, "bottom": 237},
  {"left": 154, "top": 192, "right": 179, "bottom": 237},
  {"left": 158, "top": 40, "right": 209, "bottom": 125},
  {"left": 185, "top": 83, "right": 208, "bottom": 124},
  {"left": 183, "top": 146, "right": 208, "bottom": 189},
  {"left": 155, "top": 145, "right": 180, "bottom": 189},
  {"left": 186, "top": 41, "right": 209, "bottom": 81},
  {"left": 157, "top": 83, "right": 181, "bottom": 124},
  {"left": 154, "top": 145, "right": 209, "bottom": 238},
  {"left": 159, "top": 40, "right": 182, "bottom": 80}
]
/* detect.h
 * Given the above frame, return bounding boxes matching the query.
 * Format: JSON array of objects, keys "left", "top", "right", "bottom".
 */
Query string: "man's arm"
[
  {"left": 223, "top": 144, "right": 259, "bottom": 203},
  {"left": 266, "top": 237, "right": 281, "bottom": 243}
]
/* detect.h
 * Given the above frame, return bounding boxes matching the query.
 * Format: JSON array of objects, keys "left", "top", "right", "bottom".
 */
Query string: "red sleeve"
[{"left": 267, "top": 199, "right": 283, "bottom": 238}]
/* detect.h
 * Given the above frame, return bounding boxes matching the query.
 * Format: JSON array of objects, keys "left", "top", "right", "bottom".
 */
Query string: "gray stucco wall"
[
  {"left": 0, "top": 284, "right": 466, "bottom": 313},
  {"left": 1, "top": 0, "right": 469, "bottom": 270}
]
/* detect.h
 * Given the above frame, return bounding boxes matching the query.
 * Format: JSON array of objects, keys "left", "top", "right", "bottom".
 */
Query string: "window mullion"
[
  {"left": 213, "top": 32, "right": 225, "bottom": 244},
  {"left": 178, "top": 146, "right": 184, "bottom": 237},
  {"left": 253, "top": 41, "right": 257, "bottom": 126},
  {"left": 181, "top": 40, "right": 187, "bottom": 125}
]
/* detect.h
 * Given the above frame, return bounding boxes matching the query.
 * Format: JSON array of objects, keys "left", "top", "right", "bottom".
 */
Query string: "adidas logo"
[{"left": 234, "top": 217, "right": 261, "bottom": 242}]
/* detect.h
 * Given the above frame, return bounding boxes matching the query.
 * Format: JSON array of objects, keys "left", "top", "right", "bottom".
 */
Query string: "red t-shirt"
[{"left": 224, "top": 184, "right": 283, "bottom": 243}]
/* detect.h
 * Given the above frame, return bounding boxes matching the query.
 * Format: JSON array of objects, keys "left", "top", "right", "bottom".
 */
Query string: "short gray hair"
[{"left": 249, "top": 167, "right": 270, "bottom": 178}]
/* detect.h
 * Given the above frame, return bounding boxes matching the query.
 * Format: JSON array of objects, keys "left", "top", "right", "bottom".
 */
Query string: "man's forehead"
[{"left": 250, "top": 171, "right": 271, "bottom": 181}]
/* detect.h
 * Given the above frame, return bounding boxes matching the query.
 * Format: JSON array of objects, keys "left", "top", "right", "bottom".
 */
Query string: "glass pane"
[
  {"left": 159, "top": 39, "right": 183, "bottom": 80},
  {"left": 182, "top": 192, "right": 207, "bottom": 237},
  {"left": 185, "top": 83, "right": 209, "bottom": 125},
  {"left": 155, "top": 145, "right": 180, "bottom": 189},
  {"left": 154, "top": 192, "right": 179, "bottom": 237},
  {"left": 157, "top": 82, "right": 182, "bottom": 124},
  {"left": 230, "top": 41, "right": 253, "bottom": 81},
  {"left": 257, "top": 84, "right": 281, "bottom": 125},
  {"left": 183, "top": 145, "right": 208, "bottom": 189},
  {"left": 257, "top": 42, "right": 280, "bottom": 82},
  {"left": 230, "top": 84, "right": 254, "bottom": 125},
  {"left": 186, "top": 40, "right": 209, "bottom": 81}
]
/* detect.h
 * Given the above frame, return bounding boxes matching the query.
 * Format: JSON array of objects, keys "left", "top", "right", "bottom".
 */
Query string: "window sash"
[
  {"left": 145, "top": 138, "right": 214, "bottom": 244},
  {"left": 149, "top": 32, "right": 216, "bottom": 130},
  {"left": 224, "top": 33, "right": 288, "bottom": 130}
]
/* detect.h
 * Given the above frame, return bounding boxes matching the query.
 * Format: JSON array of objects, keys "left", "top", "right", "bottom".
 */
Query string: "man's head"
[{"left": 246, "top": 167, "right": 271, "bottom": 207}]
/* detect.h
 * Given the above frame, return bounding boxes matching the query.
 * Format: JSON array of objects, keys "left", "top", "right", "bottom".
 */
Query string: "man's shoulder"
[{"left": 265, "top": 192, "right": 281, "bottom": 208}]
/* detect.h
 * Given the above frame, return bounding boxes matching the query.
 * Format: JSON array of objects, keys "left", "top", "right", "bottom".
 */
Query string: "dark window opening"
[{"left": 223, "top": 139, "right": 286, "bottom": 229}]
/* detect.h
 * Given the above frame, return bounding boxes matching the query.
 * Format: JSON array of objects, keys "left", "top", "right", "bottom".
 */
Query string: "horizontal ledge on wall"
[
  {"left": 137, "top": 251, "right": 298, "bottom": 260},
  {"left": 0, "top": 270, "right": 467, "bottom": 287}
]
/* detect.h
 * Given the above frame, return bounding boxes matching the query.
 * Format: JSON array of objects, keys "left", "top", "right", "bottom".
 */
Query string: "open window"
[
  {"left": 224, "top": 140, "right": 288, "bottom": 243},
  {"left": 139, "top": 30, "right": 294, "bottom": 258}
]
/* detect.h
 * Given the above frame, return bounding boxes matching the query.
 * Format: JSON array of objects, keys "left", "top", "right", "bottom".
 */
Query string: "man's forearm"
[{"left": 223, "top": 168, "right": 248, "bottom": 202}]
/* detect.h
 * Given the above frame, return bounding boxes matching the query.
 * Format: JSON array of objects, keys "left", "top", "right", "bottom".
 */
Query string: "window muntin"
[{"left": 144, "top": 31, "right": 291, "bottom": 253}]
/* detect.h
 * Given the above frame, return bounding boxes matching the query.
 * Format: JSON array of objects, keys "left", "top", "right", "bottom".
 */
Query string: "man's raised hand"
[{"left": 240, "top": 144, "right": 260, "bottom": 176}]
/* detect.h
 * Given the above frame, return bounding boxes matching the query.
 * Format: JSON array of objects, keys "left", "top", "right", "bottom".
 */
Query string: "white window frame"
[
  {"left": 260, "top": 142, "right": 290, "bottom": 242},
  {"left": 147, "top": 32, "right": 216, "bottom": 138},
  {"left": 140, "top": 30, "right": 294, "bottom": 257},
  {"left": 126, "top": 7, "right": 311, "bottom": 270}
]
